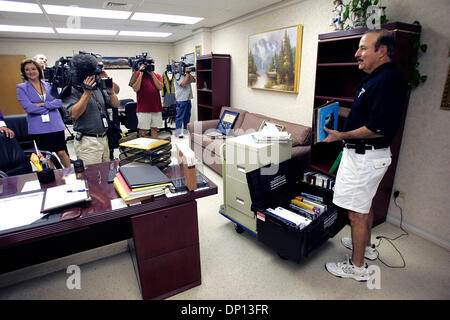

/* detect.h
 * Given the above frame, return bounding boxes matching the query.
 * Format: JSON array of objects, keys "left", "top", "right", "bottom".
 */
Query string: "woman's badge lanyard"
[
  {"left": 36, "top": 81, "right": 50, "bottom": 123},
  {"left": 92, "top": 91, "right": 109, "bottom": 128}
]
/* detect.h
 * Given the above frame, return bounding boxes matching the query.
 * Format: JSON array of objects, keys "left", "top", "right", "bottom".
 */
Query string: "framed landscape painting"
[
  {"left": 248, "top": 25, "right": 303, "bottom": 93},
  {"left": 102, "top": 57, "right": 130, "bottom": 69}
]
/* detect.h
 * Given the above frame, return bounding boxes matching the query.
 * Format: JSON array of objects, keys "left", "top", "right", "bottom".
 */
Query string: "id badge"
[
  {"left": 102, "top": 116, "right": 109, "bottom": 128},
  {"left": 41, "top": 114, "right": 50, "bottom": 122}
]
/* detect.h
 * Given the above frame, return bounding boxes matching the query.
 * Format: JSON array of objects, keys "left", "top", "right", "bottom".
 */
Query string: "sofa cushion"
[
  {"left": 192, "top": 132, "right": 225, "bottom": 156},
  {"left": 238, "top": 113, "right": 264, "bottom": 134}
]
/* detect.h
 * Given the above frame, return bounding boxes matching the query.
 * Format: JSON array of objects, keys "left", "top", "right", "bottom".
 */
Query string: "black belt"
[
  {"left": 344, "top": 142, "right": 388, "bottom": 154},
  {"left": 83, "top": 132, "right": 107, "bottom": 138}
]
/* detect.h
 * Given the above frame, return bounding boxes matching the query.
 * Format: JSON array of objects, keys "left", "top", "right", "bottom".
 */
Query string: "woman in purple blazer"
[{"left": 16, "top": 59, "right": 71, "bottom": 167}]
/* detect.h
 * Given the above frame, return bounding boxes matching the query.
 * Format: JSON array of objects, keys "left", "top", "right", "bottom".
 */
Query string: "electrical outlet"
[{"left": 394, "top": 190, "right": 406, "bottom": 199}]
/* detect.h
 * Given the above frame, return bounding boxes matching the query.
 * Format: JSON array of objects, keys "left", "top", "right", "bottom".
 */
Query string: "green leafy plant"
[
  {"left": 342, "top": 0, "right": 388, "bottom": 30},
  {"left": 409, "top": 21, "right": 428, "bottom": 89}
]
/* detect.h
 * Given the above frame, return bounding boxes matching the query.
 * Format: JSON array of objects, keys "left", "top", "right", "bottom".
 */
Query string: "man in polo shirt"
[
  {"left": 0, "top": 109, "right": 14, "bottom": 139},
  {"left": 322, "top": 29, "right": 407, "bottom": 281},
  {"left": 174, "top": 66, "right": 195, "bottom": 138},
  {"left": 63, "top": 54, "right": 119, "bottom": 165}
]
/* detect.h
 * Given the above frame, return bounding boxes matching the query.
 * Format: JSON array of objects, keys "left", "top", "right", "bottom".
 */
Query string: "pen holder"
[
  {"left": 37, "top": 168, "right": 55, "bottom": 184},
  {"left": 73, "top": 159, "right": 85, "bottom": 179}
]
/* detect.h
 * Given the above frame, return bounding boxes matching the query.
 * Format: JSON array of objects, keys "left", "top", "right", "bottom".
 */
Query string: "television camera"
[
  {"left": 168, "top": 56, "right": 195, "bottom": 79},
  {"left": 128, "top": 52, "right": 154, "bottom": 72},
  {"left": 44, "top": 51, "right": 112, "bottom": 99}
]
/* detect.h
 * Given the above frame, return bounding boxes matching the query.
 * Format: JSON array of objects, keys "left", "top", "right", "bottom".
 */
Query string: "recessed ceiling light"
[
  {"left": 118, "top": 31, "right": 172, "bottom": 38},
  {"left": 56, "top": 28, "right": 118, "bottom": 36},
  {"left": 131, "top": 12, "right": 203, "bottom": 24},
  {"left": 0, "top": 24, "right": 54, "bottom": 33},
  {"left": 43, "top": 4, "right": 131, "bottom": 19},
  {"left": 0, "top": 1, "right": 42, "bottom": 14}
]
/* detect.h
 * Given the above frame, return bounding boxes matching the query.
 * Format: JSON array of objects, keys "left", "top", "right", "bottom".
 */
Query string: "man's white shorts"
[
  {"left": 137, "top": 112, "right": 162, "bottom": 130},
  {"left": 332, "top": 146, "right": 392, "bottom": 214}
]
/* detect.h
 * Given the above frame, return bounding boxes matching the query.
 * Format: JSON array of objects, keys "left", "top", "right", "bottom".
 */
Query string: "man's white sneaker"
[
  {"left": 325, "top": 255, "right": 370, "bottom": 282},
  {"left": 341, "top": 237, "right": 378, "bottom": 260}
]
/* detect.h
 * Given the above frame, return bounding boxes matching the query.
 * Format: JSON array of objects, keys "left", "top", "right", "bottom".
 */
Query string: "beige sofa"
[{"left": 187, "top": 106, "right": 312, "bottom": 176}]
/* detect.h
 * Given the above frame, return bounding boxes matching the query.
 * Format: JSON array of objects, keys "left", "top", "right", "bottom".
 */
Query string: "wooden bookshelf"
[{"left": 196, "top": 53, "right": 231, "bottom": 121}]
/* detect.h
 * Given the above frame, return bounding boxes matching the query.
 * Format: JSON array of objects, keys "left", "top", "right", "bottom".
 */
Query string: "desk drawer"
[
  {"left": 225, "top": 175, "right": 253, "bottom": 218},
  {"left": 131, "top": 201, "right": 198, "bottom": 261},
  {"left": 138, "top": 244, "right": 201, "bottom": 300}
]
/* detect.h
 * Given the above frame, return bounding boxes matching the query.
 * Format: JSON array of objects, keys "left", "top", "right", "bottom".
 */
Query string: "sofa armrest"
[{"left": 188, "top": 120, "right": 220, "bottom": 134}]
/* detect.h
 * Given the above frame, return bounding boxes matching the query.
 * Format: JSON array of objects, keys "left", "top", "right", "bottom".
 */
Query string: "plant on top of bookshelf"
[{"left": 342, "top": 0, "right": 388, "bottom": 30}]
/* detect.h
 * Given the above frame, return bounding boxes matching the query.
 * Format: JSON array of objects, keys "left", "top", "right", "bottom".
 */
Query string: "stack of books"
[
  {"left": 113, "top": 165, "right": 173, "bottom": 204},
  {"left": 303, "top": 170, "right": 335, "bottom": 190},
  {"left": 289, "top": 193, "right": 327, "bottom": 221}
]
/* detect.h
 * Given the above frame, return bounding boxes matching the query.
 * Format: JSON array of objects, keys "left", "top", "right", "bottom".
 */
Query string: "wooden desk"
[{"left": 0, "top": 161, "right": 217, "bottom": 299}]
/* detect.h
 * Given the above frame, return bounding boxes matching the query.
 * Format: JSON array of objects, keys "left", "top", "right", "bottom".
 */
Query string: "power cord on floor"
[{"left": 374, "top": 194, "right": 408, "bottom": 268}]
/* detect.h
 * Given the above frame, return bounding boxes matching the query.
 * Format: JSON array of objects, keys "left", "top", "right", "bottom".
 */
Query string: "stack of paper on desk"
[{"left": 119, "top": 137, "right": 170, "bottom": 150}]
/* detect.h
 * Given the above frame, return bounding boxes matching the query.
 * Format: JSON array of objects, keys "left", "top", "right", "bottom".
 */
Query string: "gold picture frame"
[
  {"left": 195, "top": 45, "right": 202, "bottom": 59},
  {"left": 248, "top": 25, "right": 303, "bottom": 93}
]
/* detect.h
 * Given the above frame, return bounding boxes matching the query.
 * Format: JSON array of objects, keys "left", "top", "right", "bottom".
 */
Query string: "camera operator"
[
  {"left": 174, "top": 65, "right": 195, "bottom": 138},
  {"left": 132, "top": 60, "right": 163, "bottom": 139},
  {"left": 62, "top": 53, "right": 119, "bottom": 165}
]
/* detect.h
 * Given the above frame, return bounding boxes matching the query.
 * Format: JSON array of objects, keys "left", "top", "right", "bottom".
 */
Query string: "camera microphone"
[{"left": 71, "top": 54, "right": 99, "bottom": 86}]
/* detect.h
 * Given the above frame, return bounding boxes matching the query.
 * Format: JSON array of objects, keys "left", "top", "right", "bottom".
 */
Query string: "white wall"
[
  {"left": 0, "top": 39, "right": 174, "bottom": 101},
  {"left": 208, "top": 0, "right": 450, "bottom": 247}
]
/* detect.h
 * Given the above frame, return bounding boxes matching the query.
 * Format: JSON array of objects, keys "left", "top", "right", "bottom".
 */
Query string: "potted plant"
[{"left": 342, "top": 0, "right": 388, "bottom": 29}]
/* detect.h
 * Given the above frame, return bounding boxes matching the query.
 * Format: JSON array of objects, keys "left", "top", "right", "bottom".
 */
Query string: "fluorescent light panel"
[
  {"left": 43, "top": 4, "right": 131, "bottom": 19},
  {"left": 0, "top": 0, "right": 42, "bottom": 13},
  {"left": 56, "top": 28, "right": 118, "bottom": 36},
  {"left": 131, "top": 12, "right": 203, "bottom": 24},
  {"left": 0, "top": 24, "right": 54, "bottom": 33},
  {"left": 118, "top": 31, "right": 171, "bottom": 38}
]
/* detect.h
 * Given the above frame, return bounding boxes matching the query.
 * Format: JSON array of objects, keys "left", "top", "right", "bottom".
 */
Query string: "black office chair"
[
  {"left": 159, "top": 104, "right": 176, "bottom": 135},
  {"left": 123, "top": 102, "right": 139, "bottom": 135},
  {"left": 4, "top": 114, "right": 63, "bottom": 169},
  {"left": 0, "top": 133, "right": 32, "bottom": 177}
]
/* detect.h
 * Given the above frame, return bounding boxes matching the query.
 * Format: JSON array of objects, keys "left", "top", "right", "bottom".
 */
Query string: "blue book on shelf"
[{"left": 316, "top": 102, "right": 339, "bottom": 143}]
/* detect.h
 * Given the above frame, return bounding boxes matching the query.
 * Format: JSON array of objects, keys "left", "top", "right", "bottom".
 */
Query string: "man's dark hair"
[{"left": 365, "top": 29, "right": 395, "bottom": 59}]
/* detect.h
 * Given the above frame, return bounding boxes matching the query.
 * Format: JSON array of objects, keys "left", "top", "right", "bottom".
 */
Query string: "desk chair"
[
  {"left": 159, "top": 104, "right": 176, "bottom": 135},
  {"left": 123, "top": 101, "right": 139, "bottom": 135},
  {"left": 0, "top": 133, "right": 32, "bottom": 177},
  {"left": 4, "top": 114, "right": 63, "bottom": 169}
]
